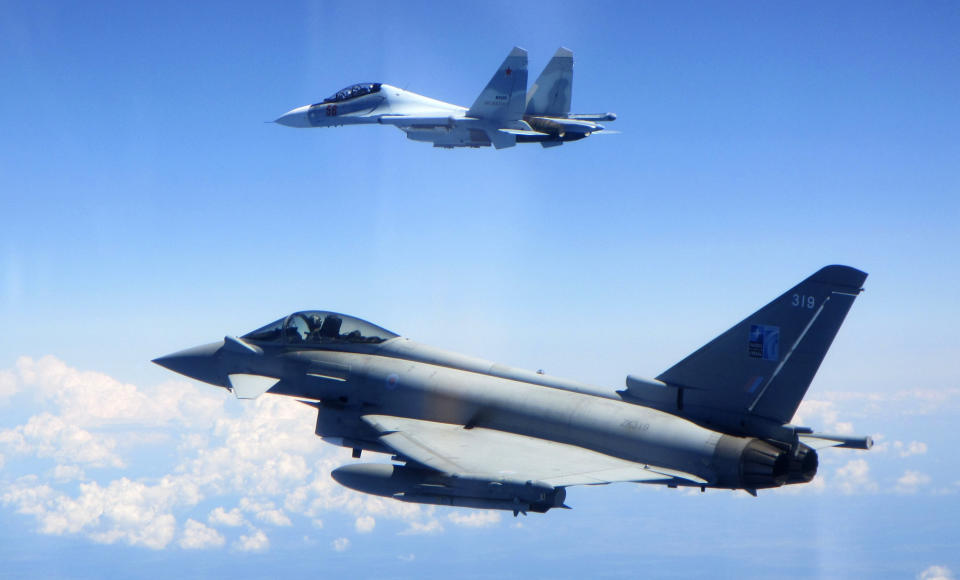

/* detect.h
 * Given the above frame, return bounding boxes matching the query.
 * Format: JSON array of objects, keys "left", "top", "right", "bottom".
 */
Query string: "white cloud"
[
  {"left": 0, "top": 356, "right": 436, "bottom": 552},
  {"left": 13, "top": 355, "right": 224, "bottom": 428},
  {"left": 896, "top": 441, "right": 928, "bottom": 458},
  {"left": 234, "top": 529, "right": 269, "bottom": 552},
  {"left": 1, "top": 471, "right": 203, "bottom": 550},
  {"left": 238, "top": 498, "right": 292, "bottom": 527},
  {"left": 834, "top": 459, "right": 877, "bottom": 494},
  {"left": 0, "top": 369, "right": 17, "bottom": 403},
  {"left": 208, "top": 507, "right": 245, "bottom": 527},
  {"left": 825, "top": 388, "right": 960, "bottom": 417},
  {"left": 918, "top": 565, "right": 955, "bottom": 580},
  {"left": 175, "top": 396, "right": 320, "bottom": 498},
  {"left": 398, "top": 553, "right": 415, "bottom": 562},
  {"left": 51, "top": 464, "right": 85, "bottom": 482},
  {"left": 447, "top": 510, "right": 500, "bottom": 528},
  {"left": 831, "top": 422, "right": 854, "bottom": 435},
  {"left": 355, "top": 515, "right": 375, "bottom": 533},
  {"left": 896, "top": 470, "right": 931, "bottom": 494},
  {"left": 400, "top": 519, "right": 444, "bottom": 535},
  {"left": 179, "top": 519, "right": 225, "bottom": 549},
  {"left": 872, "top": 438, "right": 929, "bottom": 459},
  {"left": 1, "top": 478, "right": 55, "bottom": 517},
  {"left": 793, "top": 399, "right": 847, "bottom": 432},
  {"left": 89, "top": 513, "right": 176, "bottom": 550},
  {"left": 256, "top": 509, "right": 292, "bottom": 527},
  {"left": 332, "top": 537, "right": 350, "bottom": 552},
  {"left": 0, "top": 412, "right": 124, "bottom": 468}
]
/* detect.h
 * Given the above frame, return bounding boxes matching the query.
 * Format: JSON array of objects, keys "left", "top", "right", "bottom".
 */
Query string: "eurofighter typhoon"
[
  {"left": 273, "top": 47, "right": 616, "bottom": 148},
  {"left": 154, "top": 266, "right": 872, "bottom": 515}
]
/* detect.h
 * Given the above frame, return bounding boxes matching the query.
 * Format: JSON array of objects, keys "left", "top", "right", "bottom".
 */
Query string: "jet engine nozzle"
[
  {"left": 332, "top": 463, "right": 566, "bottom": 513},
  {"left": 786, "top": 443, "right": 818, "bottom": 484},
  {"left": 526, "top": 116, "right": 567, "bottom": 137},
  {"left": 740, "top": 439, "right": 791, "bottom": 488}
]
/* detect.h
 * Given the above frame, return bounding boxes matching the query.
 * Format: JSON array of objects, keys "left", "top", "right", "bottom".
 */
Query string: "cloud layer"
[
  {"left": 0, "top": 356, "right": 951, "bottom": 552},
  {"left": 0, "top": 356, "right": 443, "bottom": 550}
]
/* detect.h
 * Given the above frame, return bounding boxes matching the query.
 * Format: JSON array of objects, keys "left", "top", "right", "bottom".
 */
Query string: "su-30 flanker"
[
  {"left": 155, "top": 266, "right": 872, "bottom": 515},
  {"left": 274, "top": 47, "right": 616, "bottom": 149}
]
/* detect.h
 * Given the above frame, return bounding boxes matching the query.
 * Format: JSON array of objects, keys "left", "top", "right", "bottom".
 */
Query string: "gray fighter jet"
[
  {"left": 273, "top": 47, "right": 616, "bottom": 149},
  {"left": 154, "top": 266, "right": 872, "bottom": 515}
]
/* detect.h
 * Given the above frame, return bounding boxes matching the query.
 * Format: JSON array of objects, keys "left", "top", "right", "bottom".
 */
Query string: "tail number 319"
[{"left": 792, "top": 294, "right": 815, "bottom": 309}]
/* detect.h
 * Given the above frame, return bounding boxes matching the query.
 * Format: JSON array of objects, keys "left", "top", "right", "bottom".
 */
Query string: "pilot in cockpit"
[{"left": 306, "top": 314, "right": 342, "bottom": 342}]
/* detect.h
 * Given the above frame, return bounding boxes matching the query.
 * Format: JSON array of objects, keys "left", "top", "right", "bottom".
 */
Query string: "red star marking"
[{"left": 505, "top": 68, "right": 512, "bottom": 76}]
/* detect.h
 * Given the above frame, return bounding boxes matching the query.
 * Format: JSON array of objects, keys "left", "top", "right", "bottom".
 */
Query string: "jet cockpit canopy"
[
  {"left": 321, "top": 83, "right": 382, "bottom": 104},
  {"left": 242, "top": 311, "right": 398, "bottom": 346}
]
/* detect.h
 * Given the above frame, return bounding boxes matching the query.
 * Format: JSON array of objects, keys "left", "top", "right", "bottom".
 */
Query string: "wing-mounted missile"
[{"left": 331, "top": 463, "right": 567, "bottom": 515}]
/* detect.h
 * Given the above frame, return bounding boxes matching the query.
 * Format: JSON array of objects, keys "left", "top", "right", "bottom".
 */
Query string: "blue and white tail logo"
[{"left": 749, "top": 325, "right": 780, "bottom": 361}]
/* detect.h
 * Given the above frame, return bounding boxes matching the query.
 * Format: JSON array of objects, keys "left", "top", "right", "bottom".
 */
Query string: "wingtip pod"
[{"left": 800, "top": 433, "right": 874, "bottom": 450}]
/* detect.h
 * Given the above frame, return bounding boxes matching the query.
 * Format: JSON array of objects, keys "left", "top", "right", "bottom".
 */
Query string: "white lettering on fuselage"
[{"left": 620, "top": 419, "right": 650, "bottom": 433}]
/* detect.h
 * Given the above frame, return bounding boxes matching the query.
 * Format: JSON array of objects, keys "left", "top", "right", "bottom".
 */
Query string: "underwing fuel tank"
[{"left": 331, "top": 464, "right": 566, "bottom": 513}]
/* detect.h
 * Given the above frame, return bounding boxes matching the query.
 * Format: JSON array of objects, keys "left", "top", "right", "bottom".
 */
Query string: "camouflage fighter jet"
[{"left": 274, "top": 47, "right": 616, "bottom": 149}]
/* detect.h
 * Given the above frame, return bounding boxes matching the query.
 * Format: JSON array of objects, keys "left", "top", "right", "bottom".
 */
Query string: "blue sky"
[{"left": 1, "top": 1, "right": 958, "bottom": 578}]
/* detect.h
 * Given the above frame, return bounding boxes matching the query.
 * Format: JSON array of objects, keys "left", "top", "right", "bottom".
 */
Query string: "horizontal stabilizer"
[
  {"left": 228, "top": 373, "right": 280, "bottom": 399},
  {"left": 487, "top": 128, "right": 517, "bottom": 149}
]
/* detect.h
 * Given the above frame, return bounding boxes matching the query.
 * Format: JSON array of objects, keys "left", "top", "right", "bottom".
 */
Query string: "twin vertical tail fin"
[
  {"left": 650, "top": 266, "right": 867, "bottom": 435},
  {"left": 525, "top": 47, "right": 573, "bottom": 117},
  {"left": 466, "top": 47, "right": 528, "bottom": 122}
]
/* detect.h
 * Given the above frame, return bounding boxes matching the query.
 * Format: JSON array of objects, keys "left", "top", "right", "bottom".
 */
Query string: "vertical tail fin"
[
  {"left": 525, "top": 47, "right": 573, "bottom": 117},
  {"left": 466, "top": 47, "right": 528, "bottom": 121},
  {"left": 653, "top": 266, "right": 867, "bottom": 432}
]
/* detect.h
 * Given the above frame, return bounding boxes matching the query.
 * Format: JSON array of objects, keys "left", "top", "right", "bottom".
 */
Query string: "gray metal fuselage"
[
  {"left": 156, "top": 267, "right": 874, "bottom": 511},
  {"left": 218, "top": 337, "right": 749, "bottom": 489}
]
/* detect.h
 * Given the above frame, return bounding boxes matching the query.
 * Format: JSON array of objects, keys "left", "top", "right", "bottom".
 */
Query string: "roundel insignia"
[{"left": 385, "top": 373, "right": 400, "bottom": 390}]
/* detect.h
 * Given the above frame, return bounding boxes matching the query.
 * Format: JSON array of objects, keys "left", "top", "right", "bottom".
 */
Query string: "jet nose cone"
[
  {"left": 152, "top": 340, "right": 226, "bottom": 387},
  {"left": 274, "top": 105, "right": 311, "bottom": 128}
]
